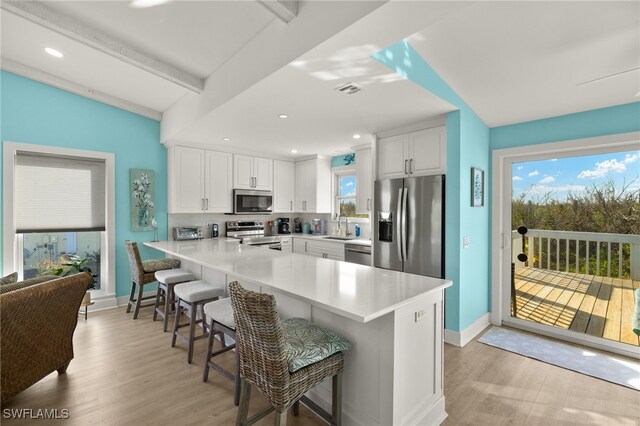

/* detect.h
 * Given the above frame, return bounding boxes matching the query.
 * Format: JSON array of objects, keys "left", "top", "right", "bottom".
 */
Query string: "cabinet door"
[
  {"left": 205, "top": 150, "right": 233, "bottom": 213},
  {"left": 294, "top": 161, "right": 310, "bottom": 211},
  {"left": 172, "top": 146, "right": 205, "bottom": 213},
  {"left": 378, "top": 134, "right": 409, "bottom": 179},
  {"left": 409, "top": 127, "right": 446, "bottom": 176},
  {"left": 253, "top": 157, "right": 273, "bottom": 191},
  {"left": 234, "top": 154, "right": 254, "bottom": 189},
  {"left": 292, "top": 238, "right": 307, "bottom": 254},
  {"left": 304, "top": 161, "right": 317, "bottom": 213},
  {"left": 273, "top": 160, "right": 295, "bottom": 212},
  {"left": 355, "top": 147, "right": 372, "bottom": 214}
]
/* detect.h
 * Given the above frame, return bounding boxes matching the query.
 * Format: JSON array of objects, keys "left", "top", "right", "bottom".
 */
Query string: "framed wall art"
[
  {"left": 471, "top": 167, "right": 484, "bottom": 207},
  {"left": 130, "top": 169, "right": 155, "bottom": 231}
]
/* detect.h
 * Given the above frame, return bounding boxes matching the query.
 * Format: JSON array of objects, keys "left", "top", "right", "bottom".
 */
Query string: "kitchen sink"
[{"left": 323, "top": 236, "right": 356, "bottom": 241}]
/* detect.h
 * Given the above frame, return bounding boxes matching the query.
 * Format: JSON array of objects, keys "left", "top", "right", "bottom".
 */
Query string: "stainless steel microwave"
[{"left": 233, "top": 189, "right": 273, "bottom": 215}]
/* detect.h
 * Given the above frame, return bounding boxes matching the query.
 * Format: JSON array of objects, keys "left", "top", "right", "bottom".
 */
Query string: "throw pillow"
[{"left": 0, "top": 272, "right": 18, "bottom": 285}]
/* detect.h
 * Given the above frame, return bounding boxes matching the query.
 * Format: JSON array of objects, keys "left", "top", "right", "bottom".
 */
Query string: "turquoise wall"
[
  {"left": 373, "top": 41, "right": 491, "bottom": 332},
  {"left": 0, "top": 71, "right": 166, "bottom": 297}
]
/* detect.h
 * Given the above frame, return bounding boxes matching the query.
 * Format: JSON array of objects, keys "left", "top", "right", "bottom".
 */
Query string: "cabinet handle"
[
  {"left": 290, "top": 200, "right": 293, "bottom": 211},
  {"left": 202, "top": 198, "right": 205, "bottom": 211},
  {"left": 206, "top": 198, "right": 209, "bottom": 210},
  {"left": 404, "top": 159, "right": 408, "bottom": 175},
  {"left": 305, "top": 241, "right": 308, "bottom": 252},
  {"left": 367, "top": 198, "right": 370, "bottom": 211},
  {"left": 410, "top": 158, "right": 414, "bottom": 174}
]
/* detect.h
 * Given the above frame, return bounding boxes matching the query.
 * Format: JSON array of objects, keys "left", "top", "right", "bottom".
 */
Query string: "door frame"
[{"left": 491, "top": 131, "right": 640, "bottom": 358}]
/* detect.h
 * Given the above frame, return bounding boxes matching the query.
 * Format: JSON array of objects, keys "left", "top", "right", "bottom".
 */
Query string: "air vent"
[{"left": 334, "top": 82, "right": 363, "bottom": 95}]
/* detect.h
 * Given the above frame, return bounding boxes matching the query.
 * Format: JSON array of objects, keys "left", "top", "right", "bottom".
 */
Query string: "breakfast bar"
[{"left": 145, "top": 239, "right": 452, "bottom": 426}]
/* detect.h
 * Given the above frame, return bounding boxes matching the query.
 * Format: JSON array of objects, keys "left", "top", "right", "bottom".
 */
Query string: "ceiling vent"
[{"left": 334, "top": 82, "right": 363, "bottom": 95}]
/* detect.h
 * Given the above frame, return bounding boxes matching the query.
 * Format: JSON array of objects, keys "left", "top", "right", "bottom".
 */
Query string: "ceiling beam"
[
  {"left": 1, "top": 0, "right": 204, "bottom": 93},
  {"left": 258, "top": 1, "right": 298, "bottom": 23},
  {"left": 2, "top": 58, "right": 163, "bottom": 121}
]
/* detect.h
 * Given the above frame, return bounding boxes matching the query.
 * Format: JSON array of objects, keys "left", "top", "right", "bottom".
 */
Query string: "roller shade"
[{"left": 15, "top": 152, "right": 106, "bottom": 233}]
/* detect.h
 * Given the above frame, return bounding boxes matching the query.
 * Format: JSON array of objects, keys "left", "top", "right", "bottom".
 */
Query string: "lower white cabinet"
[{"left": 292, "top": 238, "right": 345, "bottom": 261}]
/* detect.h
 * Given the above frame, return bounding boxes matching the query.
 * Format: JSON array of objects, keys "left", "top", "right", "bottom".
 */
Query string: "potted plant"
[{"left": 50, "top": 254, "right": 98, "bottom": 304}]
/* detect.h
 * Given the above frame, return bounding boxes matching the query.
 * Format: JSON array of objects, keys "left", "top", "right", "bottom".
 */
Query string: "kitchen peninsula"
[{"left": 145, "top": 239, "right": 452, "bottom": 426}]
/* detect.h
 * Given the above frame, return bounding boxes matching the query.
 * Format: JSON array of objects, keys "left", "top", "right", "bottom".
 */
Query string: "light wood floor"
[
  {"left": 514, "top": 267, "right": 640, "bottom": 347},
  {"left": 2, "top": 307, "right": 639, "bottom": 425}
]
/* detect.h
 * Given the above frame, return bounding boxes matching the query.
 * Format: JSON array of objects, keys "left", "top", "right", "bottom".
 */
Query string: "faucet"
[{"left": 344, "top": 216, "right": 351, "bottom": 236}]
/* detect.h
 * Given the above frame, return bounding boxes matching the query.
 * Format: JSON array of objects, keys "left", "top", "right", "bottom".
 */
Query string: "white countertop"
[
  {"left": 288, "top": 233, "right": 372, "bottom": 246},
  {"left": 145, "top": 239, "right": 451, "bottom": 323}
]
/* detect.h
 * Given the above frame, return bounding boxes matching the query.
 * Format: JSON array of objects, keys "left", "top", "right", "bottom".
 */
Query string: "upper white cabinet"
[
  {"left": 355, "top": 147, "right": 372, "bottom": 214},
  {"left": 273, "top": 160, "right": 295, "bottom": 213},
  {"left": 234, "top": 154, "right": 273, "bottom": 190},
  {"left": 169, "top": 146, "right": 232, "bottom": 213},
  {"left": 377, "top": 126, "right": 446, "bottom": 179},
  {"left": 294, "top": 158, "right": 332, "bottom": 213}
]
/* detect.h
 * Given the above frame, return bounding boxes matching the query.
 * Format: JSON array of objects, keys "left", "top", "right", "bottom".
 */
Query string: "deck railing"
[{"left": 512, "top": 229, "right": 640, "bottom": 280}]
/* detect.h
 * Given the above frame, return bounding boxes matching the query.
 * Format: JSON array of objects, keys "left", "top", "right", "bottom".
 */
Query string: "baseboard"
[{"left": 444, "top": 313, "right": 491, "bottom": 348}]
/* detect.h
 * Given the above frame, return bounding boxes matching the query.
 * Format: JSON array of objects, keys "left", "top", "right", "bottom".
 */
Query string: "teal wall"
[
  {"left": 373, "top": 41, "right": 491, "bottom": 332},
  {"left": 0, "top": 71, "right": 166, "bottom": 297},
  {"left": 490, "top": 102, "right": 640, "bottom": 150}
]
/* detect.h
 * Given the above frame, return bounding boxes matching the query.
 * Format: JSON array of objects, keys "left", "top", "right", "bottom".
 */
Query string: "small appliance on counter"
[
  {"left": 173, "top": 226, "right": 203, "bottom": 241},
  {"left": 210, "top": 223, "right": 219, "bottom": 238},
  {"left": 313, "top": 219, "right": 321, "bottom": 234},
  {"left": 277, "top": 218, "right": 290, "bottom": 234},
  {"left": 293, "top": 217, "right": 302, "bottom": 233}
]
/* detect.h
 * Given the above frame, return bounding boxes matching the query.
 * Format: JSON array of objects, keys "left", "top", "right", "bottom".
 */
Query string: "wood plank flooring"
[
  {"left": 514, "top": 267, "right": 640, "bottom": 346},
  {"left": 2, "top": 307, "right": 639, "bottom": 425}
]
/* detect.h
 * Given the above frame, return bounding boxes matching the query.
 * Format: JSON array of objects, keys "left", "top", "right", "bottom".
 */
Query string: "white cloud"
[
  {"left": 539, "top": 176, "right": 555, "bottom": 184},
  {"left": 623, "top": 153, "right": 639, "bottom": 164},
  {"left": 517, "top": 165, "right": 524, "bottom": 170},
  {"left": 526, "top": 184, "right": 586, "bottom": 194},
  {"left": 345, "top": 181, "right": 354, "bottom": 187},
  {"left": 512, "top": 176, "right": 523, "bottom": 181},
  {"left": 578, "top": 159, "right": 627, "bottom": 179},
  {"left": 550, "top": 159, "right": 558, "bottom": 161},
  {"left": 528, "top": 170, "right": 539, "bottom": 177}
]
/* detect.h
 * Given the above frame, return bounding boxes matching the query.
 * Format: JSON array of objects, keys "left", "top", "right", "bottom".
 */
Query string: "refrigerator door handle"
[
  {"left": 396, "top": 187, "right": 404, "bottom": 261},
  {"left": 401, "top": 187, "right": 408, "bottom": 262}
]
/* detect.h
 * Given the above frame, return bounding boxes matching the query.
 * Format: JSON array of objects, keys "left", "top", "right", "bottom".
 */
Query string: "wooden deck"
[{"left": 514, "top": 267, "right": 640, "bottom": 347}]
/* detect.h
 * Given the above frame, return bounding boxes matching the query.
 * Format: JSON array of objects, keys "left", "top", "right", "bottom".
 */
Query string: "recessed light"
[
  {"left": 130, "top": 0, "right": 171, "bottom": 8},
  {"left": 353, "top": 134, "right": 361, "bottom": 139},
  {"left": 290, "top": 149, "right": 298, "bottom": 154},
  {"left": 278, "top": 114, "right": 288, "bottom": 119},
  {"left": 223, "top": 138, "right": 231, "bottom": 141},
  {"left": 44, "top": 47, "right": 63, "bottom": 58}
]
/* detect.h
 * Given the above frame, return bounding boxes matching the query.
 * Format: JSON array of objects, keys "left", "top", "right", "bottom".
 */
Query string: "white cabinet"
[
  {"left": 273, "top": 160, "right": 295, "bottom": 213},
  {"left": 234, "top": 154, "right": 273, "bottom": 190},
  {"left": 294, "top": 158, "right": 331, "bottom": 213},
  {"left": 377, "top": 126, "right": 446, "bottom": 179},
  {"left": 169, "top": 146, "right": 232, "bottom": 213},
  {"left": 355, "top": 147, "right": 372, "bottom": 214},
  {"left": 292, "top": 238, "right": 345, "bottom": 261}
]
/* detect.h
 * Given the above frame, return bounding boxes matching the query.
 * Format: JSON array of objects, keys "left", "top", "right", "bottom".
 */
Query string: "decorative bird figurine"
[{"left": 151, "top": 217, "right": 159, "bottom": 241}]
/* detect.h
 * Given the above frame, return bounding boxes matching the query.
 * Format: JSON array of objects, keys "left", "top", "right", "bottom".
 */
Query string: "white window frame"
[
  {"left": 3, "top": 142, "right": 116, "bottom": 302},
  {"left": 332, "top": 165, "right": 367, "bottom": 222},
  {"left": 491, "top": 131, "right": 640, "bottom": 359}
]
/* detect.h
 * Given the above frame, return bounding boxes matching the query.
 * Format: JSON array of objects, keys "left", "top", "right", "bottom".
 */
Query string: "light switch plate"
[
  {"left": 415, "top": 310, "right": 426, "bottom": 322},
  {"left": 463, "top": 235, "right": 470, "bottom": 248}
]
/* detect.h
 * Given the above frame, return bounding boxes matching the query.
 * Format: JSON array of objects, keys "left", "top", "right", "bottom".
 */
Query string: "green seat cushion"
[
  {"left": 0, "top": 272, "right": 18, "bottom": 285},
  {"left": 282, "top": 317, "right": 352, "bottom": 373},
  {"left": 142, "top": 258, "right": 181, "bottom": 273}
]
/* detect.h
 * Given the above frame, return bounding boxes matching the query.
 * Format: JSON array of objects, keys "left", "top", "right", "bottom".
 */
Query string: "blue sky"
[
  {"left": 512, "top": 149, "right": 640, "bottom": 201},
  {"left": 339, "top": 175, "right": 356, "bottom": 198}
]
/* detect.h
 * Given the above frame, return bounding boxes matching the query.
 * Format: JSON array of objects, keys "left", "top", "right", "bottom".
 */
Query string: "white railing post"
[{"left": 631, "top": 243, "right": 639, "bottom": 280}]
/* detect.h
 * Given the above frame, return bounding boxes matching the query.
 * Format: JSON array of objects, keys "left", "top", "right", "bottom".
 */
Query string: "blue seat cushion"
[{"left": 282, "top": 318, "right": 352, "bottom": 373}]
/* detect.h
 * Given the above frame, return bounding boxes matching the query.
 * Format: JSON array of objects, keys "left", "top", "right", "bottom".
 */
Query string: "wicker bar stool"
[
  {"left": 124, "top": 241, "right": 180, "bottom": 319},
  {"left": 172, "top": 280, "right": 226, "bottom": 363},
  {"left": 229, "top": 281, "right": 352, "bottom": 426},
  {"left": 202, "top": 297, "right": 240, "bottom": 405},
  {"left": 154, "top": 269, "right": 195, "bottom": 332}
]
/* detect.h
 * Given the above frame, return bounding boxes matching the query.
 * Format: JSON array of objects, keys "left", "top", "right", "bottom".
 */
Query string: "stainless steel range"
[{"left": 226, "top": 221, "right": 283, "bottom": 250}]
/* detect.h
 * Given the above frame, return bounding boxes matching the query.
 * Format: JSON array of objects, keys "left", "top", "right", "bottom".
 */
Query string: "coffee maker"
[{"left": 277, "top": 218, "right": 291, "bottom": 234}]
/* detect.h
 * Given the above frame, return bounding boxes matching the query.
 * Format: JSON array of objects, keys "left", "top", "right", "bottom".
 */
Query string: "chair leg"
[
  {"left": 56, "top": 360, "right": 71, "bottom": 374},
  {"left": 153, "top": 284, "right": 162, "bottom": 321},
  {"left": 274, "top": 411, "right": 287, "bottom": 426},
  {"left": 133, "top": 282, "right": 145, "bottom": 319},
  {"left": 187, "top": 302, "right": 198, "bottom": 364},
  {"left": 163, "top": 285, "right": 172, "bottom": 332},
  {"left": 172, "top": 300, "right": 182, "bottom": 347},
  {"left": 203, "top": 319, "right": 215, "bottom": 382},
  {"left": 332, "top": 372, "right": 343, "bottom": 426},
  {"left": 291, "top": 401, "right": 299, "bottom": 417},
  {"left": 126, "top": 281, "right": 136, "bottom": 313},
  {"left": 234, "top": 344, "right": 241, "bottom": 406},
  {"left": 236, "top": 378, "right": 252, "bottom": 426}
]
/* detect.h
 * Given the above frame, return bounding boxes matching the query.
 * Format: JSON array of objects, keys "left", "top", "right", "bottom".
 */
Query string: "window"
[{"left": 335, "top": 172, "right": 367, "bottom": 218}]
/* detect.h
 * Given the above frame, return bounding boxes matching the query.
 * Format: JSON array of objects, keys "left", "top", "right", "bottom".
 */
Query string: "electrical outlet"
[
  {"left": 463, "top": 235, "right": 470, "bottom": 248},
  {"left": 415, "top": 310, "right": 426, "bottom": 322}
]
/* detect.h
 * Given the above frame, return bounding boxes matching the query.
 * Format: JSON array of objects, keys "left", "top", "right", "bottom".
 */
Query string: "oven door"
[{"left": 233, "top": 190, "right": 273, "bottom": 214}]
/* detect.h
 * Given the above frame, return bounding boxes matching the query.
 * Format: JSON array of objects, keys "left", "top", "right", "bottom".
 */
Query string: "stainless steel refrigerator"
[{"left": 374, "top": 175, "right": 444, "bottom": 278}]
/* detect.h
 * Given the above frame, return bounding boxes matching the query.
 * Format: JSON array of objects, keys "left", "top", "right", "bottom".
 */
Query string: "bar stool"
[
  {"left": 172, "top": 280, "right": 226, "bottom": 363},
  {"left": 229, "top": 281, "right": 352, "bottom": 426},
  {"left": 153, "top": 269, "right": 195, "bottom": 332},
  {"left": 124, "top": 241, "right": 180, "bottom": 319},
  {"left": 202, "top": 297, "right": 240, "bottom": 405}
]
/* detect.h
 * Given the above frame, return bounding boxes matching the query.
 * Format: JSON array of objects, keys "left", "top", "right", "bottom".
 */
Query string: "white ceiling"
[
  {"left": 1, "top": 1, "right": 638, "bottom": 155},
  {"left": 408, "top": 1, "right": 640, "bottom": 127}
]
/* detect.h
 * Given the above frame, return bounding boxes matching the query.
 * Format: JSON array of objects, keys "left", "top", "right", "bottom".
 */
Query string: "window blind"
[{"left": 15, "top": 152, "right": 106, "bottom": 233}]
